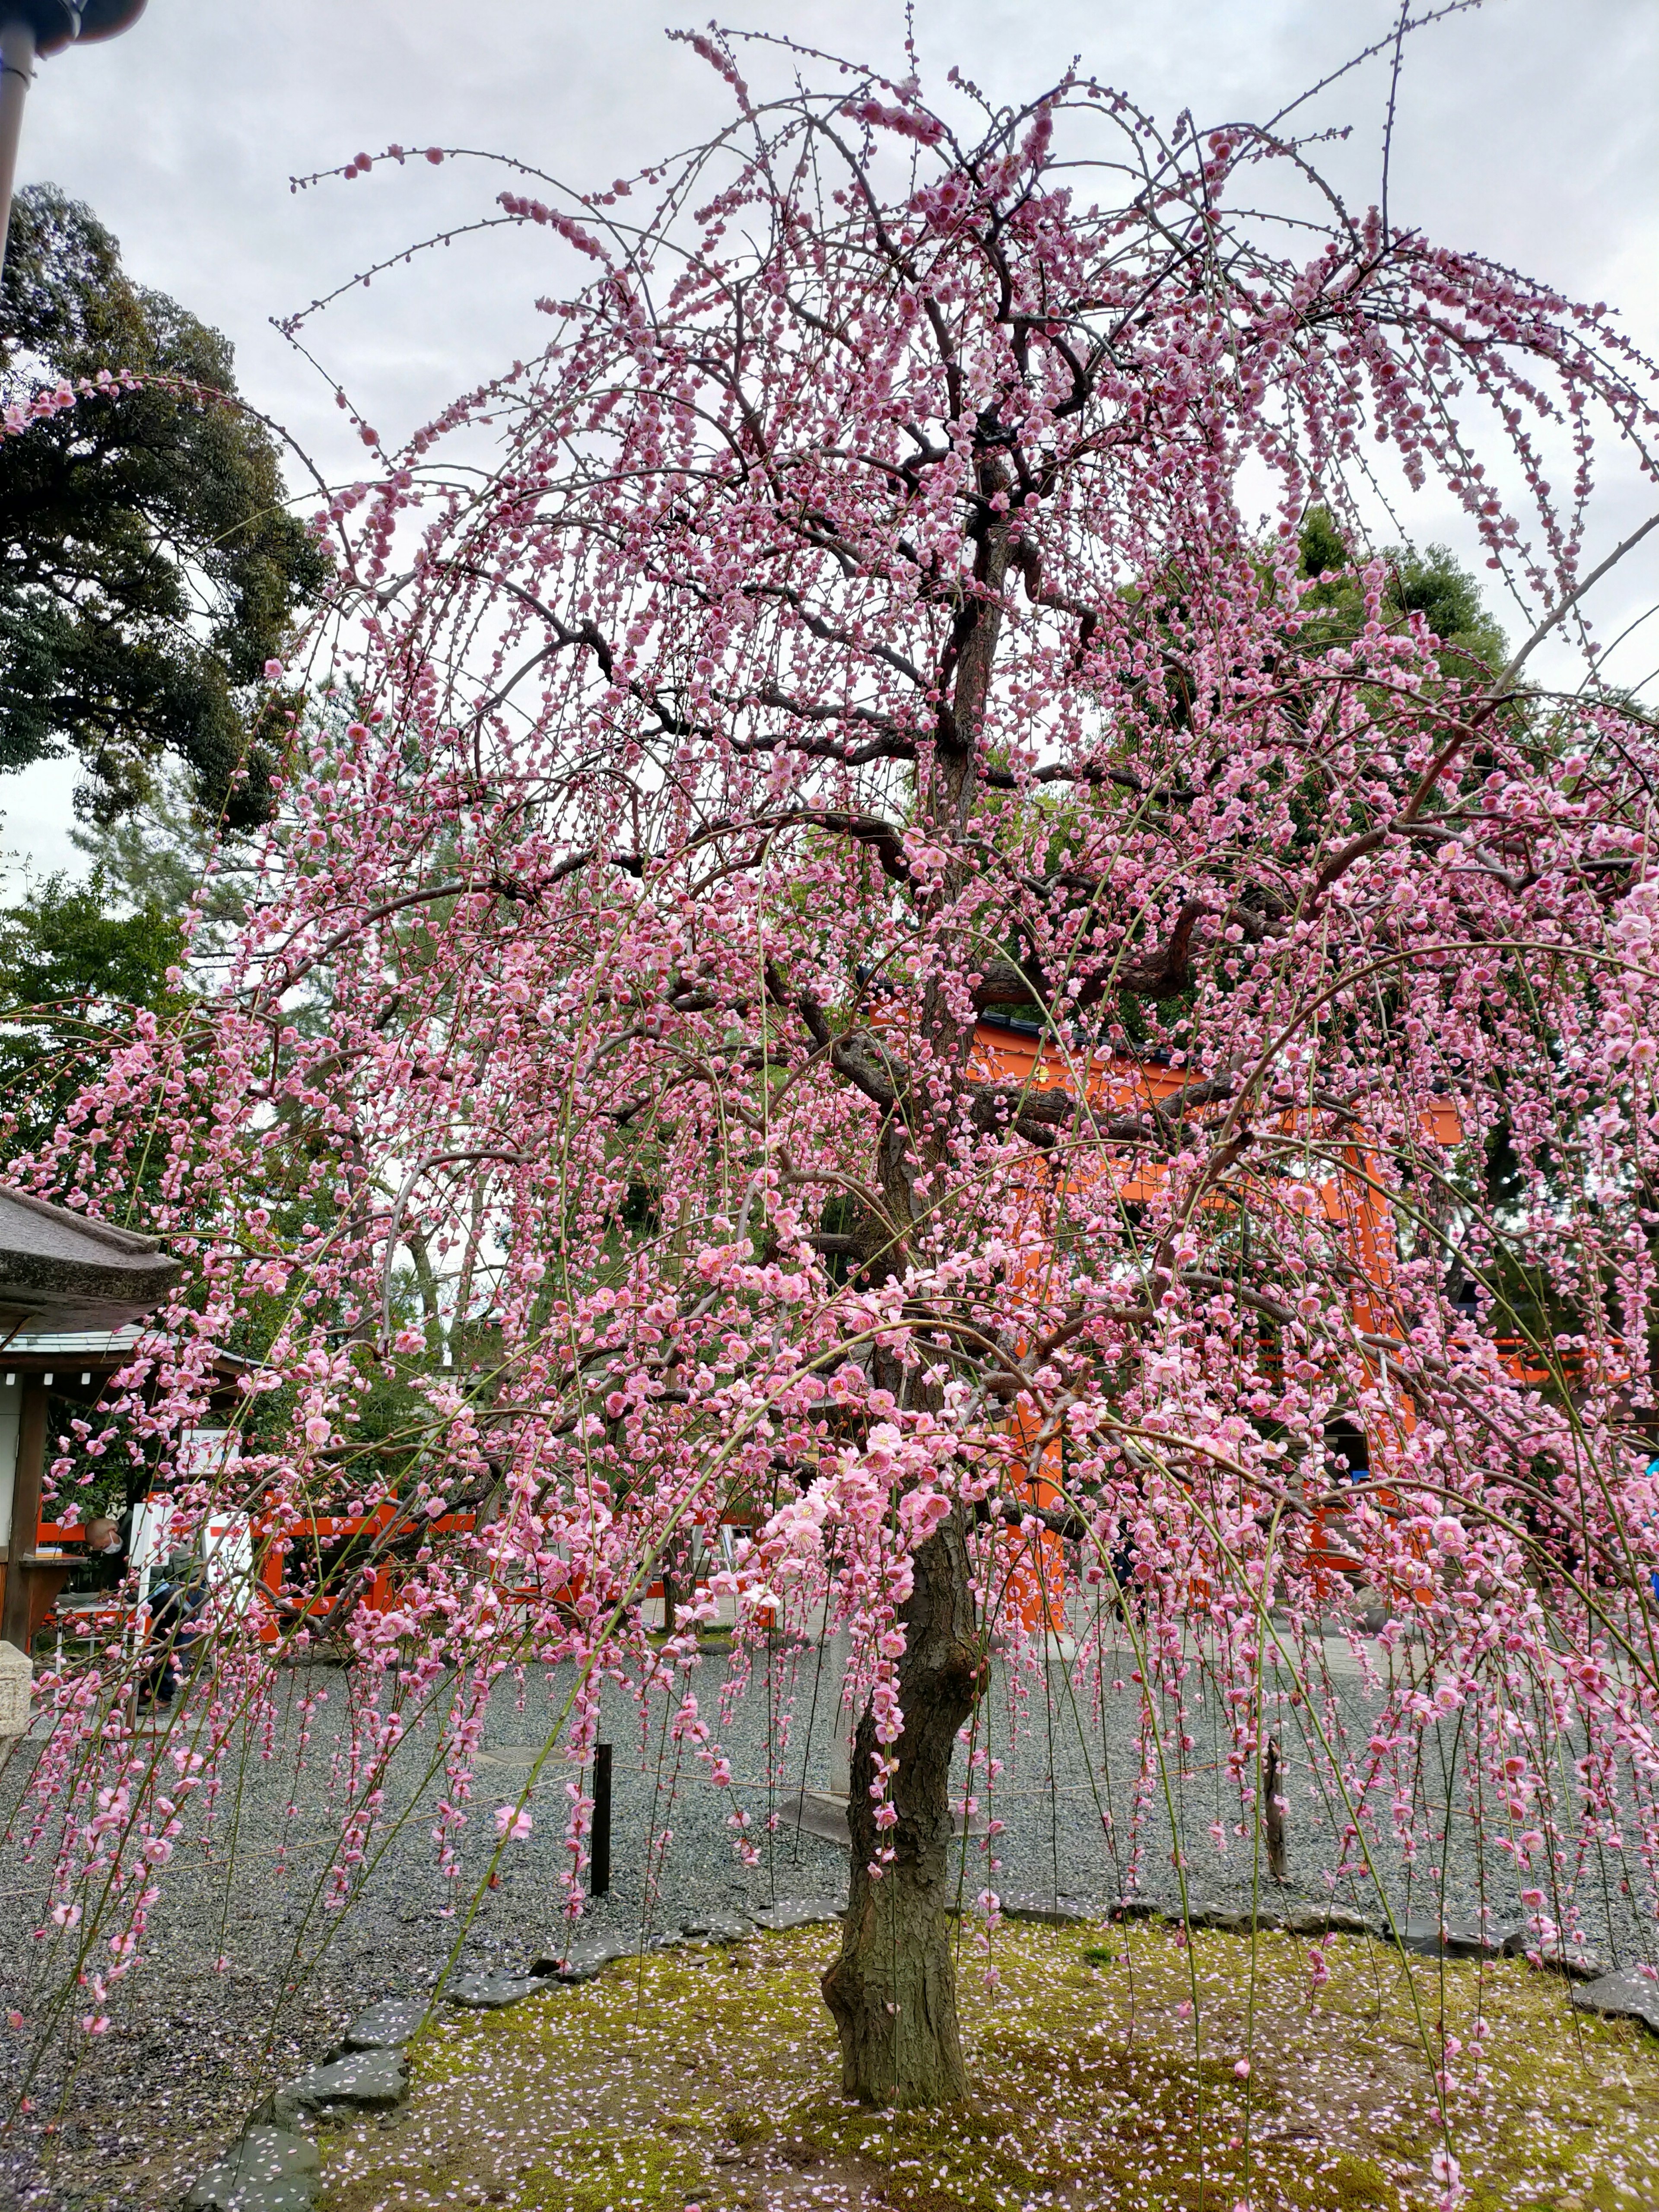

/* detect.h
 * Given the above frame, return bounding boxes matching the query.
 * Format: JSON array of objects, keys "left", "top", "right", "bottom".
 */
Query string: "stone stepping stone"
[
  {"left": 1500, "top": 1929, "right": 1609, "bottom": 1981},
  {"left": 1106, "top": 1896, "right": 1163, "bottom": 1923},
  {"left": 1280, "top": 1904, "right": 1376, "bottom": 1939},
  {"left": 446, "top": 1971, "right": 545, "bottom": 2009},
  {"left": 660, "top": 1913, "right": 754, "bottom": 1947},
  {"left": 777, "top": 1788, "right": 852, "bottom": 1843},
  {"left": 1185, "top": 1902, "right": 1287, "bottom": 1934},
  {"left": 339, "top": 1997, "right": 428, "bottom": 2051},
  {"left": 1396, "top": 1916, "right": 1506, "bottom": 1960},
  {"left": 267, "top": 2048, "right": 408, "bottom": 2128},
  {"left": 1571, "top": 1967, "right": 1659, "bottom": 2035},
  {"left": 531, "top": 1934, "right": 636, "bottom": 1981},
  {"left": 747, "top": 1896, "right": 846, "bottom": 1932},
  {"left": 998, "top": 1894, "right": 1097, "bottom": 1926},
  {"left": 778, "top": 1787, "right": 985, "bottom": 1842},
  {"left": 186, "top": 2126, "right": 320, "bottom": 2210}
]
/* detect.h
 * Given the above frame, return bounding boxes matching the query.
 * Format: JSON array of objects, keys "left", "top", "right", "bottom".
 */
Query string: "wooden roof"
[{"left": 0, "top": 1188, "right": 181, "bottom": 1334}]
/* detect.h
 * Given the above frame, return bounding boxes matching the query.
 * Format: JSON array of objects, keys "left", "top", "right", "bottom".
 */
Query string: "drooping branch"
[{"left": 969, "top": 896, "right": 1214, "bottom": 1017}]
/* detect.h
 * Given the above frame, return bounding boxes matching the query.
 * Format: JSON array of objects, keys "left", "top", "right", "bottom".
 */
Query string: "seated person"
[
  {"left": 75, "top": 1516, "right": 128, "bottom": 1594},
  {"left": 136, "top": 1553, "right": 207, "bottom": 1712}
]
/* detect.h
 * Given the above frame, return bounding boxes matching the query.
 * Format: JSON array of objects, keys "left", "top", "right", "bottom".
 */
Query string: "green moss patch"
[{"left": 318, "top": 1921, "right": 1659, "bottom": 2211}]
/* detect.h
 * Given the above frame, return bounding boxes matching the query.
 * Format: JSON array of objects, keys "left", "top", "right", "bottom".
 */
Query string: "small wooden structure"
[{"left": 0, "top": 1188, "right": 179, "bottom": 1651}]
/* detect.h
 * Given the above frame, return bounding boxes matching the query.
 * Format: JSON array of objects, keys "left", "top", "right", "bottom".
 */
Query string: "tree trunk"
[
  {"left": 822, "top": 1510, "right": 983, "bottom": 2104},
  {"left": 820, "top": 459, "right": 1008, "bottom": 2106}
]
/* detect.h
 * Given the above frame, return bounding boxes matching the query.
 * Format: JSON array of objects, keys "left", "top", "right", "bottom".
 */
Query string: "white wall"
[{"left": 0, "top": 1376, "right": 19, "bottom": 1551}]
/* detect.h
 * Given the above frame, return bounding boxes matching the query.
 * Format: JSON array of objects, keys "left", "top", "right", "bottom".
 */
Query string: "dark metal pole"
[{"left": 589, "top": 1741, "right": 612, "bottom": 1898}]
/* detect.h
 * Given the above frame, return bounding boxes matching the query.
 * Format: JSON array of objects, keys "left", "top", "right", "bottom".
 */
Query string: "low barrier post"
[{"left": 590, "top": 1742, "right": 612, "bottom": 1897}]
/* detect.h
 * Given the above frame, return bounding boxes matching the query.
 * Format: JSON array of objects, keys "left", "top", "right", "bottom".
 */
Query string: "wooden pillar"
[
  {"left": 1, "top": 1376, "right": 47, "bottom": 1652},
  {"left": 589, "top": 1743, "right": 612, "bottom": 1897}
]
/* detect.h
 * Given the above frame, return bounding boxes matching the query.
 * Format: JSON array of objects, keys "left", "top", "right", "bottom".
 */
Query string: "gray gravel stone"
[
  {"left": 745, "top": 1896, "right": 845, "bottom": 1932},
  {"left": 268, "top": 2048, "right": 408, "bottom": 2127},
  {"left": 339, "top": 1997, "right": 429, "bottom": 2051},
  {"left": 185, "top": 2126, "right": 320, "bottom": 2210},
  {"left": 1571, "top": 1967, "right": 1659, "bottom": 2034},
  {"left": 446, "top": 1971, "right": 546, "bottom": 2009}
]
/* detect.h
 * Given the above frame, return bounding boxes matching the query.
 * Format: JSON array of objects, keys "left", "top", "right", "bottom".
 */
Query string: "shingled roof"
[{"left": 0, "top": 1189, "right": 181, "bottom": 1334}]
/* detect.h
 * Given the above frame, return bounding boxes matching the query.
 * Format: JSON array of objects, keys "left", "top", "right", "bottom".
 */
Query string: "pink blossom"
[{"left": 12, "top": 35, "right": 1659, "bottom": 2132}]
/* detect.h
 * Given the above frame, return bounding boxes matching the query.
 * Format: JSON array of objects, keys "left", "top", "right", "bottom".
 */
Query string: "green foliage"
[
  {"left": 0, "top": 868, "right": 178, "bottom": 1011},
  {"left": 0, "top": 185, "right": 327, "bottom": 826},
  {"left": 1297, "top": 504, "right": 1349, "bottom": 581},
  {"left": 1296, "top": 506, "right": 1508, "bottom": 674},
  {"left": 1390, "top": 544, "right": 1501, "bottom": 663},
  {"left": 68, "top": 757, "right": 248, "bottom": 935},
  {"left": 0, "top": 868, "right": 182, "bottom": 1150},
  {"left": 0, "top": 871, "right": 191, "bottom": 1524}
]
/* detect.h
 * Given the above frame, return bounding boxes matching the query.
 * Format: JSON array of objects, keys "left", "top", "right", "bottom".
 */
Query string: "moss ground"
[{"left": 317, "top": 1919, "right": 1659, "bottom": 2212}]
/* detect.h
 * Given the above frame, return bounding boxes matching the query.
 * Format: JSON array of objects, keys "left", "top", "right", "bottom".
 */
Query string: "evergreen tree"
[
  {"left": 0, "top": 185, "right": 326, "bottom": 827},
  {"left": 0, "top": 868, "right": 182, "bottom": 1152}
]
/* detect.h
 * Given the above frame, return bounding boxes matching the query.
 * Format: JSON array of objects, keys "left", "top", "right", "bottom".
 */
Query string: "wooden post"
[
  {"left": 1264, "top": 1736, "right": 1289, "bottom": 1884},
  {"left": 1, "top": 1377, "right": 48, "bottom": 1652},
  {"left": 589, "top": 1742, "right": 612, "bottom": 1897}
]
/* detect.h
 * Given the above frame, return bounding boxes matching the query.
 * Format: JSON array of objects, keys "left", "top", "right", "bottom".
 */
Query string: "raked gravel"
[{"left": 1, "top": 1627, "right": 1652, "bottom": 2208}]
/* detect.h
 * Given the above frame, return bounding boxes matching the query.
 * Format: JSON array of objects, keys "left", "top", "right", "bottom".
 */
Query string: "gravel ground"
[{"left": 1, "top": 1621, "right": 1653, "bottom": 2209}]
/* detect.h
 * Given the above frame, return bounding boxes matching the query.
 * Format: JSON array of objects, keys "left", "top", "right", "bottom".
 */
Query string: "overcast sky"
[{"left": 5, "top": 0, "right": 1656, "bottom": 886}]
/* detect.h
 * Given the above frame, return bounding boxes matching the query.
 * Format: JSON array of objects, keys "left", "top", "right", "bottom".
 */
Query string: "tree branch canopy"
[{"left": 23, "top": 29, "right": 1659, "bottom": 2138}]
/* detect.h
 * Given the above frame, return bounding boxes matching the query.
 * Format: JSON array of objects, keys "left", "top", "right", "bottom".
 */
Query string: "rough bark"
[
  {"left": 820, "top": 462, "right": 1007, "bottom": 2106},
  {"left": 822, "top": 1509, "right": 984, "bottom": 2104}
]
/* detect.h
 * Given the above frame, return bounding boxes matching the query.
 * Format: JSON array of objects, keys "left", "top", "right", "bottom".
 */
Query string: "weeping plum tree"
[{"left": 12, "top": 26, "right": 1659, "bottom": 2140}]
